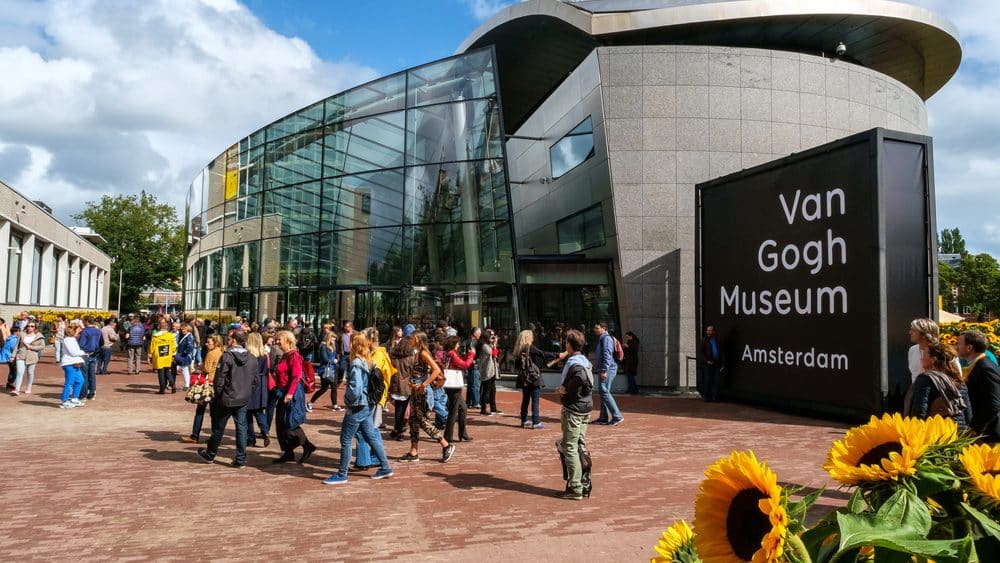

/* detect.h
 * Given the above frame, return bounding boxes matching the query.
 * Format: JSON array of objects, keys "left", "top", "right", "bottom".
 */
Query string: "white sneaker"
[
  {"left": 60, "top": 401, "right": 77, "bottom": 409},
  {"left": 71, "top": 398, "right": 86, "bottom": 407}
]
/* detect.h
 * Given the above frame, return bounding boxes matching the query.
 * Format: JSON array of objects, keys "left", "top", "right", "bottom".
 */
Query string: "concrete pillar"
[
  {"left": 16, "top": 233, "right": 35, "bottom": 304},
  {"left": 90, "top": 267, "right": 99, "bottom": 308},
  {"left": 0, "top": 220, "right": 9, "bottom": 298},
  {"left": 69, "top": 256, "right": 80, "bottom": 307},
  {"left": 55, "top": 250, "right": 69, "bottom": 307},
  {"left": 39, "top": 243, "right": 55, "bottom": 306}
]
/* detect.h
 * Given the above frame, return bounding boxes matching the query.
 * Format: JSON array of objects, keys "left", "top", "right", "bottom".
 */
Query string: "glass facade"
[{"left": 184, "top": 48, "right": 516, "bottom": 335}]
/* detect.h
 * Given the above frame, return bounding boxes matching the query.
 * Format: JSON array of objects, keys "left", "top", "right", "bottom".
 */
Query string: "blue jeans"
[
  {"left": 247, "top": 408, "right": 269, "bottom": 444},
  {"left": 703, "top": 364, "right": 722, "bottom": 401},
  {"left": 355, "top": 405, "right": 383, "bottom": 467},
  {"left": 598, "top": 364, "right": 622, "bottom": 421},
  {"left": 78, "top": 353, "right": 99, "bottom": 398},
  {"left": 190, "top": 403, "right": 208, "bottom": 441},
  {"left": 520, "top": 386, "right": 542, "bottom": 425},
  {"left": 54, "top": 340, "right": 63, "bottom": 363},
  {"left": 432, "top": 385, "right": 448, "bottom": 428},
  {"left": 205, "top": 403, "right": 248, "bottom": 465},
  {"left": 60, "top": 364, "right": 84, "bottom": 402},
  {"left": 466, "top": 366, "right": 481, "bottom": 407},
  {"left": 97, "top": 348, "right": 112, "bottom": 374},
  {"left": 336, "top": 405, "right": 390, "bottom": 477}
]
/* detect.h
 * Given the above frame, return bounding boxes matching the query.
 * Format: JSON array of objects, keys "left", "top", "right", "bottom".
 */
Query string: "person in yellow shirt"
[
  {"left": 149, "top": 320, "right": 177, "bottom": 394},
  {"left": 353, "top": 327, "right": 396, "bottom": 470}
]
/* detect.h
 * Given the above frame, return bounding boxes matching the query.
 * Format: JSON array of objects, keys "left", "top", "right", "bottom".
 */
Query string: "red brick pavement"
[{"left": 0, "top": 355, "right": 849, "bottom": 561}]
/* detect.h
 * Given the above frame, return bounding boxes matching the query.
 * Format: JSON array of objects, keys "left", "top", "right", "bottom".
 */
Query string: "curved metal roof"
[{"left": 458, "top": 0, "right": 962, "bottom": 130}]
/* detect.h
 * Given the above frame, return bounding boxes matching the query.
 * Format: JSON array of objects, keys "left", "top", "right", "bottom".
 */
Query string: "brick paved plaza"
[{"left": 1, "top": 355, "right": 848, "bottom": 561}]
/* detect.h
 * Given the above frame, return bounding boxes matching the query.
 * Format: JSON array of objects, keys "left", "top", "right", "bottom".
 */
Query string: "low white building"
[{"left": 1, "top": 179, "right": 111, "bottom": 319}]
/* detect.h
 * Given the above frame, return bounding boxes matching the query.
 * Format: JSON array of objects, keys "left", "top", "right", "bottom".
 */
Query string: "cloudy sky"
[{"left": 0, "top": 0, "right": 996, "bottom": 254}]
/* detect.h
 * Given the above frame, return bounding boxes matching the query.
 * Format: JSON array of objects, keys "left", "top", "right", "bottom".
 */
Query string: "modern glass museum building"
[{"left": 185, "top": 0, "right": 961, "bottom": 388}]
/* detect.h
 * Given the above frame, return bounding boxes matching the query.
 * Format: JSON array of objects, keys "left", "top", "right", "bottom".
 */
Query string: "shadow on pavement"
[
  {"left": 425, "top": 471, "right": 561, "bottom": 498},
  {"left": 138, "top": 430, "right": 185, "bottom": 443},
  {"left": 19, "top": 400, "right": 60, "bottom": 409},
  {"left": 117, "top": 383, "right": 160, "bottom": 395}
]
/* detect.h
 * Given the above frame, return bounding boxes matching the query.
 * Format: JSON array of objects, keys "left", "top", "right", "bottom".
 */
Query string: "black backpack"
[
  {"left": 367, "top": 364, "right": 385, "bottom": 405},
  {"left": 298, "top": 329, "right": 316, "bottom": 356}
]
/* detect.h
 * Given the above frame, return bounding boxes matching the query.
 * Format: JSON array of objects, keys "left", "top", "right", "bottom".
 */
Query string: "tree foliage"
[
  {"left": 938, "top": 228, "right": 967, "bottom": 256},
  {"left": 74, "top": 191, "right": 185, "bottom": 313}
]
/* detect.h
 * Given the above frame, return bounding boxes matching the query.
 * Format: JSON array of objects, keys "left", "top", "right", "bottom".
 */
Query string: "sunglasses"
[{"left": 27, "top": 325, "right": 36, "bottom": 328}]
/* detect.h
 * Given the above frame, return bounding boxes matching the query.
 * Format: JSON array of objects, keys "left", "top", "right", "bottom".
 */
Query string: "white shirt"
[{"left": 60, "top": 336, "right": 87, "bottom": 367}]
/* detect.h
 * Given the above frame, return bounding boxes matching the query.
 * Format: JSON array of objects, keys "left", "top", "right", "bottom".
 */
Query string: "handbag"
[
  {"left": 322, "top": 364, "right": 338, "bottom": 383},
  {"left": 443, "top": 356, "right": 464, "bottom": 389},
  {"left": 185, "top": 373, "right": 214, "bottom": 405}
]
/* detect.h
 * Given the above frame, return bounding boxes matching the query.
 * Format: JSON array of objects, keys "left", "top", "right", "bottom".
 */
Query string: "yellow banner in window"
[{"left": 225, "top": 169, "right": 238, "bottom": 200}]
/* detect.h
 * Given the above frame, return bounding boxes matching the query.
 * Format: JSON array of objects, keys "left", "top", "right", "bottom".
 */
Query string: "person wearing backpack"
[
  {"left": 353, "top": 326, "right": 393, "bottom": 470},
  {"left": 556, "top": 329, "right": 594, "bottom": 500},
  {"left": 907, "top": 342, "right": 971, "bottom": 432},
  {"left": 591, "top": 322, "right": 623, "bottom": 426},
  {"left": 513, "top": 329, "right": 564, "bottom": 429},
  {"left": 322, "top": 331, "right": 393, "bottom": 484}
]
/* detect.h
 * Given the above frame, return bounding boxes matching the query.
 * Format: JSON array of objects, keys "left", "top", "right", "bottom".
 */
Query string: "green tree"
[
  {"left": 955, "top": 253, "right": 1000, "bottom": 320},
  {"left": 74, "top": 191, "right": 185, "bottom": 313},
  {"left": 938, "top": 260, "right": 958, "bottom": 312},
  {"left": 938, "top": 227, "right": 968, "bottom": 256}
]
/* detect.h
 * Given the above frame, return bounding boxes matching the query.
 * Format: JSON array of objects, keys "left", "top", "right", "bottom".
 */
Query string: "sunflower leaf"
[
  {"left": 846, "top": 489, "right": 866, "bottom": 514},
  {"left": 800, "top": 518, "right": 840, "bottom": 563},
  {"left": 961, "top": 502, "right": 1000, "bottom": 540},
  {"left": 874, "top": 489, "right": 933, "bottom": 534},
  {"left": 835, "top": 510, "right": 973, "bottom": 561},
  {"left": 913, "top": 468, "right": 961, "bottom": 498},
  {"left": 788, "top": 487, "right": 825, "bottom": 525}
]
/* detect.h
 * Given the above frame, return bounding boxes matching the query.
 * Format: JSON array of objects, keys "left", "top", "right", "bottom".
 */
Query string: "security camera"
[{"left": 835, "top": 42, "right": 846, "bottom": 56}]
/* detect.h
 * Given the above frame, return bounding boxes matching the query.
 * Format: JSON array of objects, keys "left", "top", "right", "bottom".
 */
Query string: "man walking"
[
  {"left": 465, "top": 327, "right": 482, "bottom": 409},
  {"left": 592, "top": 322, "right": 623, "bottom": 426},
  {"left": 197, "top": 331, "right": 257, "bottom": 468},
  {"left": 77, "top": 317, "right": 103, "bottom": 400},
  {"left": 701, "top": 325, "right": 724, "bottom": 402},
  {"left": 958, "top": 330, "right": 1000, "bottom": 443},
  {"left": 98, "top": 318, "right": 118, "bottom": 374},
  {"left": 556, "top": 329, "right": 593, "bottom": 500},
  {"left": 126, "top": 319, "right": 146, "bottom": 374}
]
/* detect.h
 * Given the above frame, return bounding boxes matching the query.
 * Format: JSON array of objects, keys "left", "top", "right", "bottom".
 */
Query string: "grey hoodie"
[
  {"left": 560, "top": 353, "right": 594, "bottom": 416},
  {"left": 214, "top": 346, "right": 257, "bottom": 408}
]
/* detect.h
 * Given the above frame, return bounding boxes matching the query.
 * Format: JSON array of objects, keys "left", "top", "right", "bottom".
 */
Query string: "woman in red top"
[
  {"left": 273, "top": 330, "right": 316, "bottom": 464},
  {"left": 442, "top": 335, "right": 475, "bottom": 443}
]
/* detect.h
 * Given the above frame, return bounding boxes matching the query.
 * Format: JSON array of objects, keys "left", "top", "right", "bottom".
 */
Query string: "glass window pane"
[
  {"left": 406, "top": 221, "right": 514, "bottom": 285},
  {"left": 241, "top": 146, "right": 265, "bottom": 195},
  {"left": 266, "top": 101, "right": 324, "bottom": 142},
  {"left": 318, "top": 227, "right": 403, "bottom": 286},
  {"left": 406, "top": 49, "right": 495, "bottom": 107},
  {"left": 406, "top": 99, "right": 502, "bottom": 166},
  {"left": 260, "top": 235, "right": 319, "bottom": 287},
  {"left": 405, "top": 159, "right": 507, "bottom": 224},
  {"left": 550, "top": 116, "right": 595, "bottom": 179},
  {"left": 322, "top": 170, "right": 404, "bottom": 231},
  {"left": 224, "top": 245, "right": 243, "bottom": 289},
  {"left": 325, "top": 74, "right": 405, "bottom": 123},
  {"left": 557, "top": 203, "right": 604, "bottom": 254},
  {"left": 265, "top": 129, "right": 324, "bottom": 188},
  {"left": 262, "top": 182, "right": 322, "bottom": 237},
  {"left": 203, "top": 204, "right": 226, "bottom": 236},
  {"left": 322, "top": 111, "right": 405, "bottom": 178}
]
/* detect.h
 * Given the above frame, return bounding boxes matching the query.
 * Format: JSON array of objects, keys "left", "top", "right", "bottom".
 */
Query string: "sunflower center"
[
  {"left": 856, "top": 442, "right": 902, "bottom": 467},
  {"left": 726, "top": 488, "right": 771, "bottom": 561}
]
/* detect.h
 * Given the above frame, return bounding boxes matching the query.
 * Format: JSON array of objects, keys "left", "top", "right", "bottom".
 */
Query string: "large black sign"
[{"left": 696, "top": 129, "right": 936, "bottom": 420}]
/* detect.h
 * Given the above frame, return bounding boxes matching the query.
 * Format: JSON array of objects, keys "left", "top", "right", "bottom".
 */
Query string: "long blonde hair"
[
  {"left": 350, "top": 332, "right": 372, "bottom": 368},
  {"left": 246, "top": 332, "right": 265, "bottom": 357},
  {"left": 513, "top": 329, "right": 534, "bottom": 358}
]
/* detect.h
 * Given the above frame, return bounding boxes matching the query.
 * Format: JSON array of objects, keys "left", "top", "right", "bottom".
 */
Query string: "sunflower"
[
  {"left": 824, "top": 414, "right": 958, "bottom": 486},
  {"left": 959, "top": 443, "right": 1000, "bottom": 505},
  {"left": 694, "top": 451, "right": 787, "bottom": 562},
  {"left": 652, "top": 520, "right": 700, "bottom": 563}
]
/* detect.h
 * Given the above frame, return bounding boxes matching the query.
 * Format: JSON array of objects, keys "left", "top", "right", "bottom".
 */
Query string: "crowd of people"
[{"left": 2, "top": 311, "right": 636, "bottom": 500}]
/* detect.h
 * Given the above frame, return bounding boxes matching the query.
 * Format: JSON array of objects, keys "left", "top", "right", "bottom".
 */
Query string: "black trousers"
[
  {"left": 310, "top": 377, "right": 338, "bottom": 406},
  {"left": 157, "top": 367, "right": 176, "bottom": 392},
  {"left": 392, "top": 398, "right": 408, "bottom": 436},
  {"left": 275, "top": 399, "right": 310, "bottom": 454},
  {"left": 444, "top": 388, "right": 469, "bottom": 442},
  {"left": 480, "top": 378, "right": 497, "bottom": 413}
]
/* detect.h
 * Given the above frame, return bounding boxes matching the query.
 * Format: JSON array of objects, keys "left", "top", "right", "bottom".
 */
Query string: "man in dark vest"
[{"left": 958, "top": 330, "right": 1000, "bottom": 443}]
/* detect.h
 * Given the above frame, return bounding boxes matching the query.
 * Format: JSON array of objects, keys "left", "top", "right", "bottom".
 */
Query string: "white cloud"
[
  {"left": 0, "top": 0, "right": 378, "bottom": 224},
  {"left": 461, "top": 0, "right": 517, "bottom": 22}
]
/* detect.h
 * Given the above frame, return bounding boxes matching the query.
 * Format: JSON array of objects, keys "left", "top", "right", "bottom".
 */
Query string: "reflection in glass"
[
  {"left": 266, "top": 101, "right": 324, "bottom": 142},
  {"left": 326, "top": 74, "right": 406, "bottom": 124},
  {"left": 406, "top": 99, "right": 502, "bottom": 166},
  {"left": 265, "top": 130, "right": 324, "bottom": 188},
  {"left": 319, "top": 227, "right": 403, "bottom": 286},
  {"left": 550, "top": 116, "right": 595, "bottom": 179},
  {"left": 322, "top": 111, "right": 405, "bottom": 178},
  {"left": 405, "top": 159, "right": 507, "bottom": 225},
  {"left": 557, "top": 203, "right": 605, "bottom": 254},
  {"left": 263, "top": 182, "right": 322, "bottom": 237},
  {"left": 260, "top": 235, "right": 319, "bottom": 287},
  {"left": 407, "top": 50, "right": 495, "bottom": 107},
  {"left": 322, "top": 170, "right": 404, "bottom": 231},
  {"left": 224, "top": 242, "right": 260, "bottom": 289},
  {"left": 406, "top": 221, "right": 513, "bottom": 285}
]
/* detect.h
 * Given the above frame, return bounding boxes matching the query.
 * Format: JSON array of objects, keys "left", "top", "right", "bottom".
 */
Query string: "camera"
[{"left": 835, "top": 42, "right": 846, "bottom": 56}]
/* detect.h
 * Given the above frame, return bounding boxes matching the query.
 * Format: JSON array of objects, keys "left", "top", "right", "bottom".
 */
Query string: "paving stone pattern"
[{"left": 0, "top": 356, "right": 848, "bottom": 561}]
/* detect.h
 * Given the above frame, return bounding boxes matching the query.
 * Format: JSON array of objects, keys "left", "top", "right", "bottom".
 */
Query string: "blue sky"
[{"left": 0, "top": 0, "right": 997, "bottom": 257}]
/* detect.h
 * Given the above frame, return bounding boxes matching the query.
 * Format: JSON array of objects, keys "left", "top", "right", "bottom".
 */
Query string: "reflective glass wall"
[{"left": 184, "top": 48, "right": 516, "bottom": 337}]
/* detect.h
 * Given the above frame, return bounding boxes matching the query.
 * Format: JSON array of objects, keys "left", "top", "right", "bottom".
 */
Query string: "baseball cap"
[{"left": 403, "top": 323, "right": 416, "bottom": 337}]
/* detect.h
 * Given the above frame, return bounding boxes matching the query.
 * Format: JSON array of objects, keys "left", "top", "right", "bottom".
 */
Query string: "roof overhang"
[{"left": 459, "top": 0, "right": 962, "bottom": 131}]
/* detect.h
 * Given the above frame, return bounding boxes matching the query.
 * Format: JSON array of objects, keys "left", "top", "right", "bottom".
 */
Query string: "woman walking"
[
  {"left": 273, "top": 330, "right": 316, "bottom": 464},
  {"left": 388, "top": 334, "right": 414, "bottom": 442},
  {"left": 176, "top": 323, "right": 196, "bottom": 390},
  {"left": 477, "top": 329, "right": 502, "bottom": 416},
  {"left": 308, "top": 331, "right": 339, "bottom": 412},
  {"left": 59, "top": 325, "right": 88, "bottom": 408},
  {"left": 246, "top": 332, "right": 272, "bottom": 448},
  {"left": 622, "top": 331, "right": 640, "bottom": 395},
  {"left": 149, "top": 320, "right": 177, "bottom": 394},
  {"left": 53, "top": 314, "right": 67, "bottom": 363},
  {"left": 513, "top": 329, "right": 563, "bottom": 429},
  {"left": 400, "top": 331, "right": 455, "bottom": 463},
  {"left": 181, "top": 334, "right": 222, "bottom": 444},
  {"left": 323, "top": 332, "right": 393, "bottom": 484},
  {"left": 907, "top": 342, "right": 973, "bottom": 432},
  {"left": 354, "top": 327, "right": 395, "bottom": 469},
  {"left": 441, "top": 335, "right": 475, "bottom": 442},
  {"left": 12, "top": 321, "right": 45, "bottom": 395}
]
